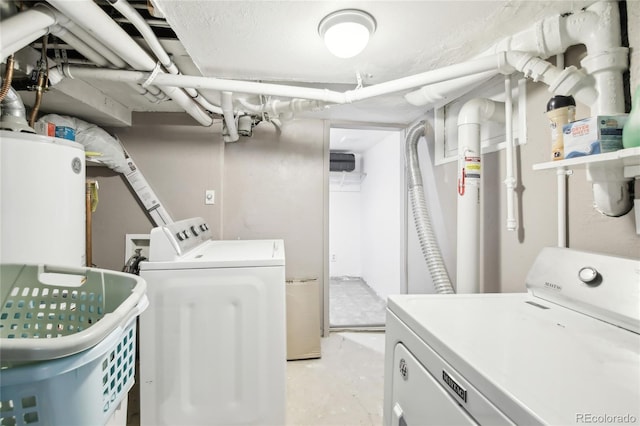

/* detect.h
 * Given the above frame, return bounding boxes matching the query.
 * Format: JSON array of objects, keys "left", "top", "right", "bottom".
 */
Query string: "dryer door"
[{"left": 390, "top": 343, "right": 476, "bottom": 426}]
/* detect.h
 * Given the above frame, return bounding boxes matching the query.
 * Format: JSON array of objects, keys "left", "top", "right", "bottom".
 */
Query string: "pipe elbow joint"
[
  {"left": 507, "top": 51, "right": 553, "bottom": 82},
  {"left": 548, "top": 65, "right": 598, "bottom": 106},
  {"left": 458, "top": 98, "right": 505, "bottom": 126},
  {"left": 587, "top": 165, "right": 633, "bottom": 217}
]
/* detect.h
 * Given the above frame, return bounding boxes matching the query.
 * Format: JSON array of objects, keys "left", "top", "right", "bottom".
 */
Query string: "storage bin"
[{"left": 0, "top": 264, "right": 148, "bottom": 426}]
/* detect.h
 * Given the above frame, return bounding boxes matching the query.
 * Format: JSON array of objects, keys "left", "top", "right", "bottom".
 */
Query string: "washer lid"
[
  {"left": 387, "top": 293, "right": 640, "bottom": 425},
  {"left": 140, "top": 238, "right": 285, "bottom": 270}
]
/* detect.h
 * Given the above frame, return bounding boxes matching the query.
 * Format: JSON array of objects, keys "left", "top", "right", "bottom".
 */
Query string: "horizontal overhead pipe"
[
  {"left": 237, "top": 98, "right": 327, "bottom": 119},
  {"left": 61, "top": 51, "right": 594, "bottom": 110},
  {"left": 405, "top": 70, "right": 497, "bottom": 107},
  {"left": 61, "top": 53, "right": 504, "bottom": 105}
]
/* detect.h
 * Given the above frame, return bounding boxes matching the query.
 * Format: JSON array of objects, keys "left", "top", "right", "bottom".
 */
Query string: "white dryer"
[
  {"left": 384, "top": 247, "right": 640, "bottom": 425},
  {"left": 139, "top": 217, "right": 286, "bottom": 425}
]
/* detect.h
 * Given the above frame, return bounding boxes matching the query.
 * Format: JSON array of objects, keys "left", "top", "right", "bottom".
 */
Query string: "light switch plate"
[{"left": 205, "top": 190, "right": 215, "bottom": 205}]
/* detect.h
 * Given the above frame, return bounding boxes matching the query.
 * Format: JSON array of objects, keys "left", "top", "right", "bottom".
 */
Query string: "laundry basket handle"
[
  {"left": 43, "top": 265, "right": 87, "bottom": 275},
  {"left": 39, "top": 264, "right": 88, "bottom": 287}
]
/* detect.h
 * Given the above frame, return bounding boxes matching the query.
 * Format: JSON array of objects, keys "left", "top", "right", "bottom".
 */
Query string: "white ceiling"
[{"left": 15, "top": 0, "right": 597, "bottom": 127}]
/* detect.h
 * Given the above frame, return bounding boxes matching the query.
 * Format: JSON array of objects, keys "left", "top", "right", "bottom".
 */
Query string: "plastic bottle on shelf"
[
  {"left": 622, "top": 85, "right": 640, "bottom": 149},
  {"left": 546, "top": 95, "right": 576, "bottom": 161}
]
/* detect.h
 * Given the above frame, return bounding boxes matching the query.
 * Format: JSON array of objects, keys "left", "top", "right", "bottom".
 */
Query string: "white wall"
[
  {"left": 329, "top": 189, "right": 362, "bottom": 277},
  {"left": 361, "top": 131, "right": 403, "bottom": 299}
]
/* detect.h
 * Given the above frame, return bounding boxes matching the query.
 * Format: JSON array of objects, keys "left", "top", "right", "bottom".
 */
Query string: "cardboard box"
[
  {"left": 286, "top": 279, "right": 321, "bottom": 360},
  {"left": 563, "top": 115, "right": 628, "bottom": 159},
  {"left": 34, "top": 121, "right": 55, "bottom": 137}
]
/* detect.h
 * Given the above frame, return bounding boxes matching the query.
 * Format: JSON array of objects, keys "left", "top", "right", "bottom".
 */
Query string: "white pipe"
[
  {"left": 456, "top": 98, "right": 505, "bottom": 294},
  {"left": 404, "top": 70, "right": 497, "bottom": 107},
  {"left": 0, "top": 7, "right": 55, "bottom": 50},
  {"left": 46, "top": 0, "right": 213, "bottom": 126},
  {"left": 49, "top": 24, "right": 110, "bottom": 67},
  {"left": 557, "top": 167, "right": 569, "bottom": 247},
  {"left": 587, "top": 166, "right": 633, "bottom": 217},
  {"left": 483, "top": 1, "right": 613, "bottom": 59},
  {"left": 555, "top": 53, "right": 568, "bottom": 248},
  {"left": 221, "top": 92, "right": 239, "bottom": 142},
  {"left": 0, "top": 29, "right": 47, "bottom": 61},
  {"left": 107, "top": 0, "right": 223, "bottom": 115},
  {"left": 237, "top": 97, "right": 326, "bottom": 119},
  {"left": 1, "top": 3, "right": 166, "bottom": 104},
  {"left": 42, "top": 4, "right": 129, "bottom": 69},
  {"left": 504, "top": 76, "right": 517, "bottom": 231},
  {"left": 61, "top": 53, "right": 502, "bottom": 106},
  {"left": 48, "top": 8, "right": 167, "bottom": 102}
]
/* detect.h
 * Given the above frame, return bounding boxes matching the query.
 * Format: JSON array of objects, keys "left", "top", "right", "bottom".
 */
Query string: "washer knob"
[{"left": 578, "top": 266, "right": 599, "bottom": 284}]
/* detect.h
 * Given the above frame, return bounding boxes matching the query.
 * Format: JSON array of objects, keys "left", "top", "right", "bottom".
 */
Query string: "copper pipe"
[
  {"left": 0, "top": 55, "right": 15, "bottom": 102},
  {"left": 86, "top": 181, "right": 93, "bottom": 267},
  {"left": 28, "top": 70, "right": 45, "bottom": 127}
]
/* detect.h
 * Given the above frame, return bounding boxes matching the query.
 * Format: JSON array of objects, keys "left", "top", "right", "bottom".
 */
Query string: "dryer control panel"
[
  {"left": 148, "top": 217, "right": 212, "bottom": 261},
  {"left": 526, "top": 247, "right": 640, "bottom": 334}
]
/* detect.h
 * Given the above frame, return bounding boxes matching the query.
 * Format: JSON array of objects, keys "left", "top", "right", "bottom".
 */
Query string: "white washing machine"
[
  {"left": 384, "top": 247, "right": 639, "bottom": 425},
  {"left": 138, "top": 217, "right": 286, "bottom": 426}
]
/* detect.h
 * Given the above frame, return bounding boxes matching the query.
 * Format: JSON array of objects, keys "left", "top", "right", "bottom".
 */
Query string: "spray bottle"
[
  {"left": 622, "top": 85, "right": 640, "bottom": 149},
  {"left": 546, "top": 95, "right": 576, "bottom": 160}
]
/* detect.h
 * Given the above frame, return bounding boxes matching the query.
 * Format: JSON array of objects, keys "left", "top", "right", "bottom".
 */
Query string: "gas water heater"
[{"left": 0, "top": 130, "right": 86, "bottom": 267}]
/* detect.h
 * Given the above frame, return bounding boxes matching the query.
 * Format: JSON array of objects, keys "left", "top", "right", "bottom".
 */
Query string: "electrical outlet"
[
  {"left": 331, "top": 253, "right": 337, "bottom": 262},
  {"left": 205, "top": 190, "right": 215, "bottom": 205}
]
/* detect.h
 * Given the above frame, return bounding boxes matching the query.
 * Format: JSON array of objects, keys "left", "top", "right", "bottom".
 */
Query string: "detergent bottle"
[{"left": 546, "top": 95, "right": 576, "bottom": 160}]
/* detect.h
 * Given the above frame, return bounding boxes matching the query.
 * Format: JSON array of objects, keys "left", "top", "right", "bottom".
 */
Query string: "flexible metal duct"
[
  {"left": 0, "top": 81, "right": 34, "bottom": 133},
  {"left": 406, "top": 121, "right": 455, "bottom": 294}
]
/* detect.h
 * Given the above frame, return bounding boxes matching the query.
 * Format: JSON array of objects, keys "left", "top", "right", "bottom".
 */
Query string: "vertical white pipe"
[
  {"left": 457, "top": 122, "right": 482, "bottom": 294},
  {"left": 555, "top": 53, "right": 568, "bottom": 248},
  {"left": 504, "top": 76, "right": 517, "bottom": 231},
  {"left": 221, "top": 92, "right": 239, "bottom": 142},
  {"left": 557, "top": 167, "right": 568, "bottom": 247},
  {"left": 456, "top": 99, "right": 505, "bottom": 294}
]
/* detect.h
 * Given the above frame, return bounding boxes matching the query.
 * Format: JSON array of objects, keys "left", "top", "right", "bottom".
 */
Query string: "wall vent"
[{"left": 329, "top": 152, "right": 356, "bottom": 172}]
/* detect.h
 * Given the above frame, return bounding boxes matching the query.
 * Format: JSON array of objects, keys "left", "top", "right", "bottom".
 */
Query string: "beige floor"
[
  {"left": 126, "top": 331, "right": 386, "bottom": 426},
  {"left": 287, "top": 332, "right": 386, "bottom": 426}
]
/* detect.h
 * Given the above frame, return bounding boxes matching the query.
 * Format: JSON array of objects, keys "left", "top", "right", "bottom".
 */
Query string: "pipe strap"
[{"left": 142, "top": 62, "right": 162, "bottom": 88}]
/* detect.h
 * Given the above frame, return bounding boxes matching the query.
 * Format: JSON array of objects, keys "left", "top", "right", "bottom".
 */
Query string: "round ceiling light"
[{"left": 318, "top": 9, "right": 376, "bottom": 59}]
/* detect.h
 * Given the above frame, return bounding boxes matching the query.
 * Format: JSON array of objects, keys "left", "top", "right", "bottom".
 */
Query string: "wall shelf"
[
  {"left": 329, "top": 171, "right": 367, "bottom": 187},
  {"left": 532, "top": 147, "right": 640, "bottom": 178}
]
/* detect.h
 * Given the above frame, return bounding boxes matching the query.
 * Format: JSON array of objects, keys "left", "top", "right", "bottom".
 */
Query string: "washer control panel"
[{"left": 148, "top": 217, "right": 212, "bottom": 261}]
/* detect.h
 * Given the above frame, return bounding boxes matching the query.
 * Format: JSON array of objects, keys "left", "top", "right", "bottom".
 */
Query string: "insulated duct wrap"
[
  {"left": 37, "top": 114, "right": 129, "bottom": 173},
  {"left": 406, "top": 121, "right": 455, "bottom": 294}
]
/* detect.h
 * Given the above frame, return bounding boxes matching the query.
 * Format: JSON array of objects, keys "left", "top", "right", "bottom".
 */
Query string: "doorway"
[{"left": 328, "top": 127, "right": 404, "bottom": 329}]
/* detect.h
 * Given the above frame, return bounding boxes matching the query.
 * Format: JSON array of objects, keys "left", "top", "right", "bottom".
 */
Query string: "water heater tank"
[{"left": 1, "top": 130, "right": 86, "bottom": 266}]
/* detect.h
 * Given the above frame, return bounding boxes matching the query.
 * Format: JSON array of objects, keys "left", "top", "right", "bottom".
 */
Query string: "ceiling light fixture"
[{"left": 318, "top": 9, "right": 376, "bottom": 59}]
